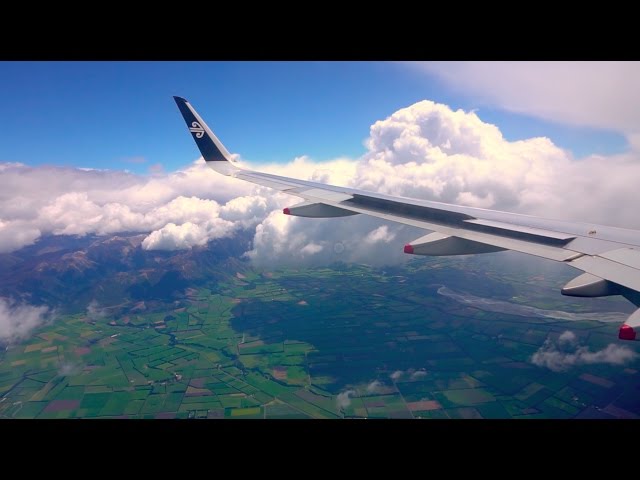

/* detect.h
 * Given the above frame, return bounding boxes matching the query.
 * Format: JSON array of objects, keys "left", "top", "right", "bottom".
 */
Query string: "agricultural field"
[{"left": 1, "top": 257, "right": 639, "bottom": 419}]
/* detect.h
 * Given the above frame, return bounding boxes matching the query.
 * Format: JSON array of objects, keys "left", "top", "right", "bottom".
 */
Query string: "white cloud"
[
  {"left": 0, "top": 220, "right": 41, "bottom": 253},
  {"left": 300, "top": 242, "right": 323, "bottom": 255},
  {"left": 389, "top": 368, "right": 428, "bottom": 381},
  {"left": 0, "top": 298, "right": 53, "bottom": 344},
  {"left": 558, "top": 330, "right": 577, "bottom": 345},
  {"left": 58, "top": 361, "right": 82, "bottom": 377},
  {"left": 0, "top": 162, "right": 26, "bottom": 172},
  {"left": 86, "top": 300, "right": 107, "bottom": 320},
  {"left": 413, "top": 61, "right": 640, "bottom": 142},
  {"left": 219, "top": 195, "right": 272, "bottom": 229},
  {"left": 142, "top": 218, "right": 236, "bottom": 251},
  {"left": 336, "top": 389, "right": 357, "bottom": 409},
  {"left": 142, "top": 222, "right": 208, "bottom": 251},
  {"left": 364, "top": 225, "right": 395, "bottom": 245},
  {"left": 3, "top": 96, "right": 640, "bottom": 269},
  {"left": 258, "top": 155, "right": 357, "bottom": 188},
  {"left": 366, "top": 380, "right": 383, "bottom": 394},
  {"left": 0, "top": 161, "right": 256, "bottom": 253},
  {"left": 531, "top": 330, "right": 638, "bottom": 372}
]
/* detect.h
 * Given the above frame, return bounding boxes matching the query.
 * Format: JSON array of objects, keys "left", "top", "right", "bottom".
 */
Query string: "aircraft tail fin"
[{"left": 173, "top": 96, "right": 239, "bottom": 175}]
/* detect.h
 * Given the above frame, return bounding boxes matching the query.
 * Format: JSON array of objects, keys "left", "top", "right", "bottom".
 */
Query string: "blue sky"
[{"left": 0, "top": 61, "right": 629, "bottom": 173}]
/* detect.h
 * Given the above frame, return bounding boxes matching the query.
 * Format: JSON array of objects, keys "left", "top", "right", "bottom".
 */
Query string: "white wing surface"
[{"left": 174, "top": 96, "right": 640, "bottom": 341}]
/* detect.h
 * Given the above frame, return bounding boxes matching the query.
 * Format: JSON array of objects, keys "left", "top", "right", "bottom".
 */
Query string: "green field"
[{"left": 1, "top": 260, "right": 639, "bottom": 419}]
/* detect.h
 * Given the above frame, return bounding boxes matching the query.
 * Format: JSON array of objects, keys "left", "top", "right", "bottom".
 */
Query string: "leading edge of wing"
[{"left": 237, "top": 169, "right": 640, "bottom": 255}]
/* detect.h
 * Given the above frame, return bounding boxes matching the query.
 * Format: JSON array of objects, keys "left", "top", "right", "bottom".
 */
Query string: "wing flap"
[
  {"left": 405, "top": 232, "right": 506, "bottom": 256},
  {"left": 284, "top": 193, "right": 583, "bottom": 262},
  {"left": 561, "top": 273, "right": 618, "bottom": 297},
  {"left": 599, "top": 248, "right": 640, "bottom": 270},
  {"left": 297, "top": 188, "right": 354, "bottom": 203},
  {"left": 283, "top": 200, "right": 359, "bottom": 218},
  {"left": 464, "top": 218, "right": 576, "bottom": 245}
]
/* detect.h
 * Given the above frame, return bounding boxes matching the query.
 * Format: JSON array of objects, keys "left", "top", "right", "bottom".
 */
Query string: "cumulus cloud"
[
  {"left": 0, "top": 160, "right": 264, "bottom": 253},
  {"left": 142, "top": 218, "right": 235, "bottom": 251},
  {"left": 410, "top": 370, "right": 427, "bottom": 380},
  {"left": 219, "top": 195, "right": 272, "bottom": 229},
  {"left": 390, "top": 370, "right": 404, "bottom": 381},
  {"left": 336, "top": 389, "right": 357, "bottom": 409},
  {"left": 558, "top": 330, "right": 577, "bottom": 344},
  {"left": 364, "top": 225, "right": 395, "bottom": 245},
  {"left": 531, "top": 330, "right": 638, "bottom": 372},
  {"left": 414, "top": 61, "right": 640, "bottom": 142},
  {"left": 0, "top": 298, "right": 53, "bottom": 344},
  {"left": 3, "top": 97, "right": 640, "bottom": 268}
]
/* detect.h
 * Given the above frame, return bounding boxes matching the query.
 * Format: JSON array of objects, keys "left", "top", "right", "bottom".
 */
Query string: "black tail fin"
[{"left": 173, "top": 96, "right": 234, "bottom": 163}]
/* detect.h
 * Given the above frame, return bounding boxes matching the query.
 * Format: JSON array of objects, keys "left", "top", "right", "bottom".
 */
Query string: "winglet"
[{"left": 173, "top": 96, "right": 239, "bottom": 175}]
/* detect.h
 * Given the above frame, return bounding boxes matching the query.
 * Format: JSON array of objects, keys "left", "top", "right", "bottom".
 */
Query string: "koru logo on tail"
[{"left": 189, "top": 121, "right": 205, "bottom": 138}]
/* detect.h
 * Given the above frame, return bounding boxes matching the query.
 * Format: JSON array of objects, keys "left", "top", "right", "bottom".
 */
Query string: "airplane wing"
[{"left": 173, "top": 96, "right": 640, "bottom": 341}]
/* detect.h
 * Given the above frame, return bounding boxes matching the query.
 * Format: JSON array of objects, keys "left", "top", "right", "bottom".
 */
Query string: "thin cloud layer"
[
  {"left": 86, "top": 300, "right": 107, "bottom": 320},
  {"left": 415, "top": 61, "right": 640, "bottom": 143},
  {"left": 0, "top": 298, "right": 53, "bottom": 344},
  {"left": 366, "top": 380, "right": 383, "bottom": 394},
  {"left": 388, "top": 368, "right": 428, "bottom": 382},
  {"left": 2, "top": 98, "right": 640, "bottom": 268},
  {"left": 336, "top": 389, "right": 357, "bottom": 409}
]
